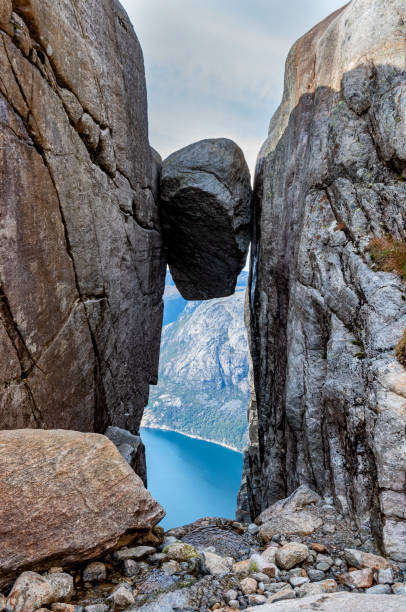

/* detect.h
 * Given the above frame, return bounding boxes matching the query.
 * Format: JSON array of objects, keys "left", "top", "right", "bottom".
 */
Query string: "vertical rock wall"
[
  {"left": 239, "top": 0, "right": 406, "bottom": 561},
  {"left": 0, "top": 1, "right": 166, "bottom": 434}
]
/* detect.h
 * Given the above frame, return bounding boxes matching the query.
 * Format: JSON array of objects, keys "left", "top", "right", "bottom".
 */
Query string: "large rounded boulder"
[{"left": 160, "top": 138, "right": 252, "bottom": 300}]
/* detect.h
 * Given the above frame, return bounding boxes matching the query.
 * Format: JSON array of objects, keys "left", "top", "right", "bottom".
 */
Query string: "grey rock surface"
[
  {"left": 105, "top": 426, "right": 147, "bottom": 486},
  {"left": 248, "top": 592, "right": 406, "bottom": 612},
  {"left": 160, "top": 138, "right": 252, "bottom": 300},
  {"left": 0, "top": 1, "right": 165, "bottom": 441},
  {"left": 238, "top": 0, "right": 406, "bottom": 561}
]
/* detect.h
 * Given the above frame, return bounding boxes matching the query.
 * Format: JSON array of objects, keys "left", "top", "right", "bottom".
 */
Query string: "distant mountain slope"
[{"left": 143, "top": 274, "right": 249, "bottom": 451}]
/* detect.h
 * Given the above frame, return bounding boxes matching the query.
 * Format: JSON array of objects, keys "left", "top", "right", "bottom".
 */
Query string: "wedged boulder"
[
  {"left": 0, "top": 430, "right": 164, "bottom": 587},
  {"left": 160, "top": 138, "right": 252, "bottom": 300}
]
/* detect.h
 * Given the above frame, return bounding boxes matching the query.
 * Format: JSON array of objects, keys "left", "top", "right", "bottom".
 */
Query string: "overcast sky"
[{"left": 120, "top": 0, "right": 346, "bottom": 176}]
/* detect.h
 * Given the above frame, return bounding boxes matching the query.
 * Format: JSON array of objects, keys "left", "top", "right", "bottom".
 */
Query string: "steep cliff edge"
[
  {"left": 239, "top": 0, "right": 406, "bottom": 561},
  {"left": 0, "top": 1, "right": 166, "bottom": 433}
]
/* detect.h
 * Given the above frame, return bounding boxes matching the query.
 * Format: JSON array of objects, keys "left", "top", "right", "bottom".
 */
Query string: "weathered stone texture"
[
  {"left": 239, "top": 0, "right": 406, "bottom": 560},
  {"left": 0, "top": 1, "right": 165, "bottom": 434},
  {"left": 160, "top": 138, "right": 252, "bottom": 300},
  {"left": 0, "top": 429, "right": 164, "bottom": 587}
]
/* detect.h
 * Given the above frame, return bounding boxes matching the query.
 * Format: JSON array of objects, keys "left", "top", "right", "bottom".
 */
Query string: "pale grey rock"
[
  {"left": 6, "top": 572, "right": 74, "bottom": 612},
  {"left": 295, "top": 580, "right": 337, "bottom": 599},
  {"left": 257, "top": 486, "right": 320, "bottom": 524},
  {"left": 289, "top": 576, "right": 309, "bottom": 587},
  {"left": 82, "top": 563, "right": 106, "bottom": 583},
  {"left": 307, "top": 569, "right": 325, "bottom": 582},
  {"left": 367, "top": 584, "right": 391, "bottom": 594},
  {"left": 85, "top": 605, "right": 108, "bottom": 612},
  {"left": 114, "top": 546, "right": 156, "bottom": 562},
  {"left": 123, "top": 560, "right": 139, "bottom": 577},
  {"left": 247, "top": 593, "right": 406, "bottom": 611},
  {"left": 107, "top": 584, "right": 135, "bottom": 610},
  {"left": 238, "top": 0, "right": 406, "bottom": 561},
  {"left": 0, "top": 0, "right": 165, "bottom": 444},
  {"left": 259, "top": 512, "right": 322, "bottom": 542},
  {"left": 201, "top": 551, "right": 233, "bottom": 576},
  {"left": 378, "top": 567, "right": 394, "bottom": 584},
  {"left": 105, "top": 427, "right": 146, "bottom": 486},
  {"left": 393, "top": 583, "right": 406, "bottom": 594},
  {"left": 36, "top": 574, "right": 73, "bottom": 603},
  {"left": 275, "top": 543, "right": 309, "bottom": 570},
  {"left": 160, "top": 138, "right": 252, "bottom": 300}
]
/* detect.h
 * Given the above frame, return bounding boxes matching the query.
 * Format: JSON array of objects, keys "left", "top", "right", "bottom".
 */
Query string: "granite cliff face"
[
  {"left": 239, "top": 0, "right": 406, "bottom": 561},
  {"left": 0, "top": 0, "right": 165, "bottom": 434}
]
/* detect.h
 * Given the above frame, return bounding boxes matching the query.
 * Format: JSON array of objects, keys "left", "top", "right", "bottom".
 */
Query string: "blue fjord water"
[{"left": 141, "top": 428, "right": 243, "bottom": 530}]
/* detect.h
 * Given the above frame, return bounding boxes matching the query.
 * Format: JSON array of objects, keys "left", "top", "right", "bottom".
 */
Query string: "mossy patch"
[
  {"left": 367, "top": 236, "right": 406, "bottom": 278},
  {"left": 395, "top": 329, "right": 406, "bottom": 368}
]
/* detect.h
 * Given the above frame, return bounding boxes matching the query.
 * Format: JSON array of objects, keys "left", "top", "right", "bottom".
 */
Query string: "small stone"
[
  {"left": 228, "top": 601, "right": 240, "bottom": 609},
  {"left": 247, "top": 524, "right": 259, "bottom": 535},
  {"left": 344, "top": 549, "right": 390, "bottom": 571},
  {"left": 393, "top": 582, "right": 406, "bottom": 594},
  {"left": 276, "top": 543, "right": 308, "bottom": 570},
  {"left": 107, "top": 584, "right": 135, "bottom": 609},
  {"left": 6, "top": 572, "right": 54, "bottom": 612},
  {"left": 316, "top": 554, "right": 333, "bottom": 567},
  {"left": 48, "top": 569, "right": 64, "bottom": 575},
  {"left": 296, "top": 579, "right": 337, "bottom": 598},
  {"left": 232, "top": 559, "right": 250, "bottom": 575},
  {"left": 316, "top": 562, "right": 331, "bottom": 571},
  {"left": 163, "top": 543, "right": 198, "bottom": 562},
  {"left": 149, "top": 553, "right": 168, "bottom": 564},
  {"left": 212, "top": 605, "right": 221, "bottom": 611},
  {"left": 367, "top": 584, "right": 391, "bottom": 594},
  {"left": 378, "top": 567, "right": 394, "bottom": 584},
  {"left": 202, "top": 552, "right": 233, "bottom": 576},
  {"left": 114, "top": 546, "right": 156, "bottom": 561},
  {"left": 289, "top": 576, "right": 309, "bottom": 587},
  {"left": 322, "top": 523, "right": 336, "bottom": 534},
  {"left": 225, "top": 590, "right": 238, "bottom": 603},
  {"left": 82, "top": 562, "right": 106, "bottom": 583},
  {"left": 251, "top": 572, "right": 271, "bottom": 584},
  {"left": 0, "top": 595, "right": 5, "bottom": 612},
  {"left": 84, "top": 605, "right": 108, "bottom": 612},
  {"left": 51, "top": 605, "right": 75, "bottom": 612},
  {"left": 123, "top": 560, "right": 139, "bottom": 577},
  {"left": 307, "top": 568, "right": 325, "bottom": 582},
  {"left": 340, "top": 568, "right": 373, "bottom": 589},
  {"left": 240, "top": 577, "right": 257, "bottom": 595},
  {"left": 162, "top": 560, "right": 181, "bottom": 575},
  {"left": 311, "top": 543, "right": 327, "bottom": 553},
  {"left": 267, "top": 585, "right": 296, "bottom": 603},
  {"left": 46, "top": 574, "right": 74, "bottom": 602},
  {"left": 260, "top": 547, "right": 277, "bottom": 565},
  {"left": 247, "top": 594, "right": 267, "bottom": 605}
]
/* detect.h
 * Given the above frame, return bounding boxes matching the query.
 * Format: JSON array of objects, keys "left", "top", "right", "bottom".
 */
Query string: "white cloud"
[{"left": 121, "top": 0, "right": 346, "bottom": 175}]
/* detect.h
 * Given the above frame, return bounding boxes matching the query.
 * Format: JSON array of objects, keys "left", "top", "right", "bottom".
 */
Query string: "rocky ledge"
[{"left": 2, "top": 488, "right": 406, "bottom": 612}]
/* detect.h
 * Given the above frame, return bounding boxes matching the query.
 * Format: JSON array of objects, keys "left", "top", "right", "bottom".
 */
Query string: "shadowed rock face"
[
  {"left": 160, "top": 138, "right": 252, "bottom": 300},
  {"left": 0, "top": 1, "right": 165, "bottom": 436},
  {"left": 0, "top": 429, "right": 164, "bottom": 588},
  {"left": 238, "top": 0, "right": 406, "bottom": 561}
]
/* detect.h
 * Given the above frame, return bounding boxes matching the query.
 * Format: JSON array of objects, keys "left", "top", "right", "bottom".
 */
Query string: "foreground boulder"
[
  {"left": 160, "top": 138, "right": 252, "bottom": 300},
  {"left": 247, "top": 592, "right": 406, "bottom": 611},
  {"left": 0, "top": 430, "right": 164, "bottom": 587}
]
